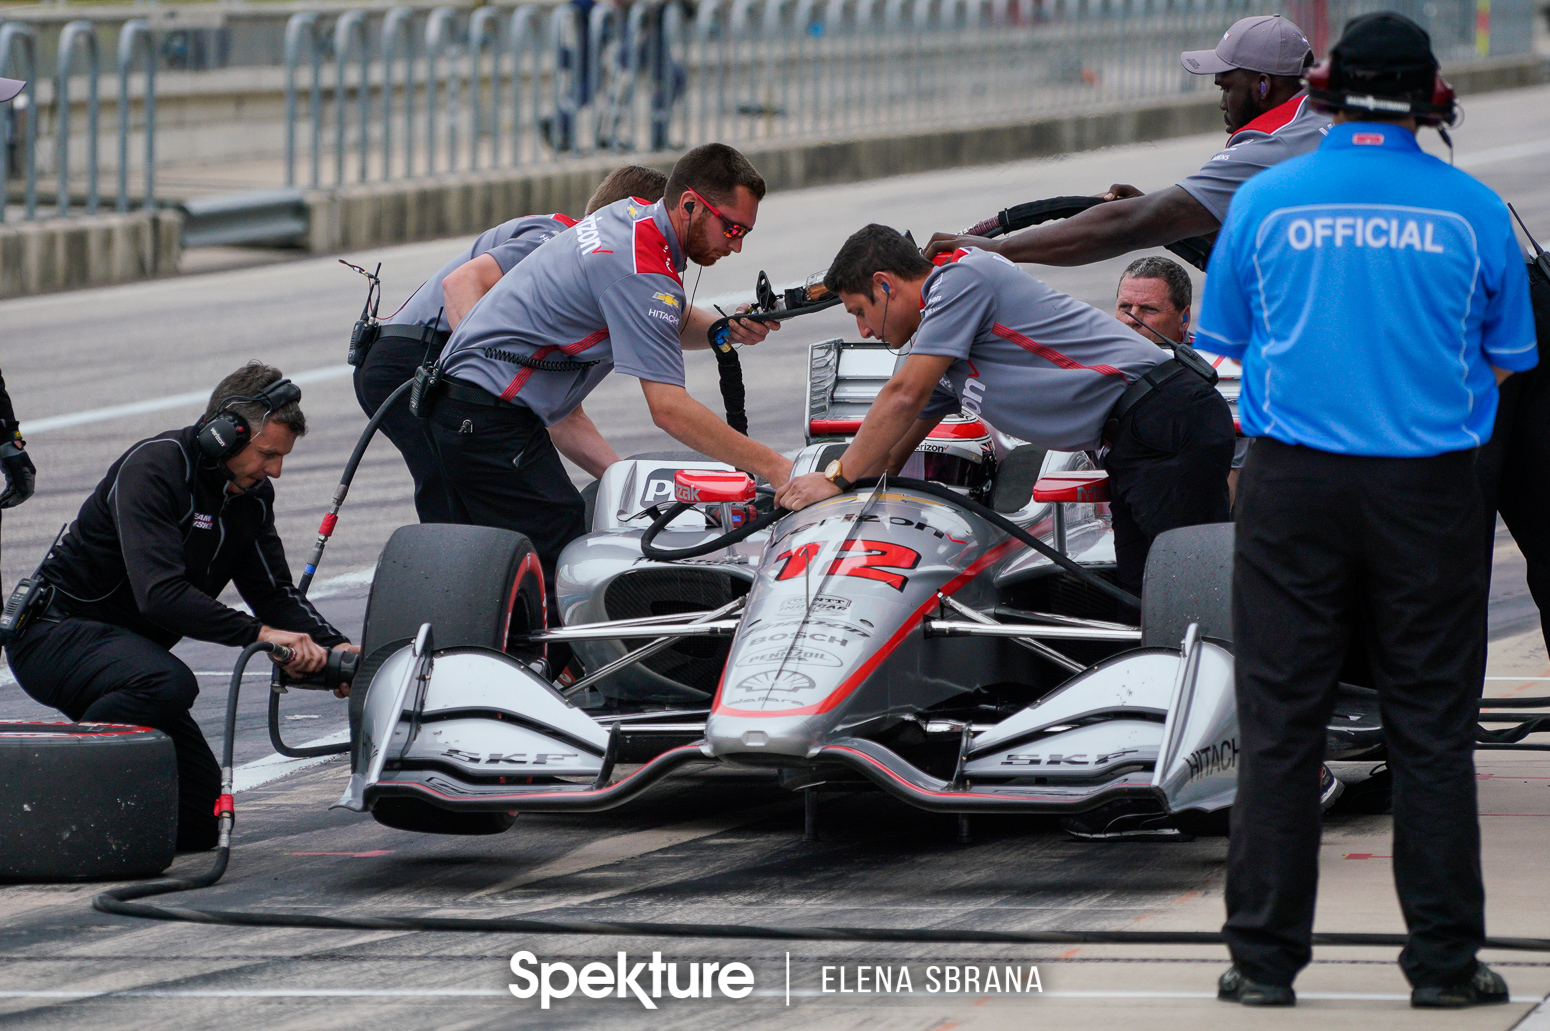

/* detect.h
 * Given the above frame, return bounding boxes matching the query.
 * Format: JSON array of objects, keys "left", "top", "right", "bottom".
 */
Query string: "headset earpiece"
[
  {"left": 196, "top": 378, "right": 300, "bottom": 463},
  {"left": 881, "top": 280, "right": 891, "bottom": 295},
  {"left": 1304, "top": 59, "right": 1456, "bottom": 126}
]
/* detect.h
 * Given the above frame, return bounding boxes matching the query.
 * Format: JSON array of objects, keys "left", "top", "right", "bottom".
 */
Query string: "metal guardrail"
[{"left": 0, "top": 0, "right": 1536, "bottom": 235}]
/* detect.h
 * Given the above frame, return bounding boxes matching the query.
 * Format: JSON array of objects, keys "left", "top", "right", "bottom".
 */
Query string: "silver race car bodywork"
[{"left": 338, "top": 340, "right": 1375, "bottom": 836}]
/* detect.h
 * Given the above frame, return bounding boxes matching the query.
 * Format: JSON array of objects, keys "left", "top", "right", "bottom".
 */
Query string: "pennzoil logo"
[{"left": 652, "top": 292, "right": 680, "bottom": 309}]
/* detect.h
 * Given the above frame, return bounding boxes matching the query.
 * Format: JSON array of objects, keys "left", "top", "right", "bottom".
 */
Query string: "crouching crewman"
[{"left": 4, "top": 362, "right": 357, "bottom": 851}]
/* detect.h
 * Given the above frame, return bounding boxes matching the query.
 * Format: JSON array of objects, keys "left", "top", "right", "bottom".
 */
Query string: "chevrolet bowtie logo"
[{"left": 652, "top": 293, "right": 680, "bottom": 308}]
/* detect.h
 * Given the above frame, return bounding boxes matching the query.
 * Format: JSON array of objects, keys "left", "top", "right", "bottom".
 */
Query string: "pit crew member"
[
  {"left": 1195, "top": 13, "right": 1537, "bottom": 1008},
  {"left": 426, "top": 143, "right": 792, "bottom": 603},
  {"left": 1112, "top": 256, "right": 1251, "bottom": 502},
  {"left": 354, "top": 164, "right": 668, "bottom": 522},
  {"left": 776, "top": 225, "right": 1235, "bottom": 597},
  {"left": 0, "top": 73, "right": 35, "bottom": 514},
  {"left": 924, "top": 15, "right": 1324, "bottom": 266},
  {"left": 4, "top": 363, "right": 356, "bottom": 852},
  {"left": 1476, "top": 251, "right": 1550, "bottom": 652}
]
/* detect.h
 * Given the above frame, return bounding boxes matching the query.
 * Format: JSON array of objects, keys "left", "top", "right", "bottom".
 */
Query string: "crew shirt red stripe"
[
  {"left": 1229, "top": 94, "right": 1306, "bottom": 142},
  {"left": 496, "top": 328, "right": 611, "bottom": 401},
  {"left": 990, "top": 323, "right": 1128, "bottom": 380}
]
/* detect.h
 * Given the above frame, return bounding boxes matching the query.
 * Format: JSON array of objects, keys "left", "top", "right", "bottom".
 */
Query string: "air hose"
[
  {"left": 639, "top": 500, "right": 783, "bottom": 561},
  {"left": 268, "top": 377, "right": 412, "bottom": 759},
  {"left": 712, "top": 342, "right": 748, "bottom": 435},
  {"left": 963, "top": 195, "right": 1214, "bottom": 272}
]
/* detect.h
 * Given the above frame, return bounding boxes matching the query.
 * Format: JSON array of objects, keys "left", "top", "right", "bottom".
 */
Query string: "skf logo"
[
  {"left": 193, "top": 512, "right": 215, "bottom": 530},
  {"left": 441, "top": 749, "right": 580, "bottom": 765},
  {"left": 652, "top": 292, "right": 680, "bottom": 308}
]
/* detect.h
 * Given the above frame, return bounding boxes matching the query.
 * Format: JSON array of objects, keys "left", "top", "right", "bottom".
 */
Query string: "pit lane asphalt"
[{"left": 0, "top": 85, "right": 1547, "bottom": 1031}]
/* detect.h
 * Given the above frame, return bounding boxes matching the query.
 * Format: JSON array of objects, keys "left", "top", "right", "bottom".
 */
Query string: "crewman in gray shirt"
[
  {"left": 778, "top": 226, "right": 1235, "bottom": 598},
  {"left": 424, "top": 144, "right": 792, "bottom": 613},
  {"left": 924, "top": 15, "right": 1326, "bottom": 267},
  {"left": 354, "top": 165, "right": 668, "bottom": 523}
]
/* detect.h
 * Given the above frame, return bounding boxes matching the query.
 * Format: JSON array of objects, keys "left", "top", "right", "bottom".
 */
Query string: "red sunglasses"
[{"left": 688, "top": 190, "right": 752, "bottom": 239}]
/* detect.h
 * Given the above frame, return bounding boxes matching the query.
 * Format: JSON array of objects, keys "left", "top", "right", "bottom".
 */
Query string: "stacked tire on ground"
[
  {"left": 0, "top": 721, "right": 177, "bottom": 880},
  {"left": 351, "top": 523, "right": 546, "bottom": 835}
]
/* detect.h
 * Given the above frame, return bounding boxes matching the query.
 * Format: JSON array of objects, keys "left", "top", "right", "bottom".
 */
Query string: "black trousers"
[
  {"left": 354, "top": 339, "right": 455, "bottom": 524},
  {"left": 425, "top": 392, "right": 588, "bottom": 614},
  {"left": 1103, "top": 371, "right": 1236, "bottom": 596},
  {"left": 6, "top": 615, "right": 221, "bottom": 851},
  {"left": 1224, "top": 440, "right": 1487, "bottom": 989},
  {"left": 1475, "top": 362, "right": 1550, "bottom": 652}
]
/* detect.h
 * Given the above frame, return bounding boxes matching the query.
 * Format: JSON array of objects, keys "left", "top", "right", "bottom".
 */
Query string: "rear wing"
[{"left": 805, "top": 339, "right": 899, "bottom": 444}]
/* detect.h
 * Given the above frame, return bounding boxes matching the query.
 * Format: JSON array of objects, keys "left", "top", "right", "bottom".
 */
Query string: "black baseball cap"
[{"left": 1330, "top": 12, "right": 1438, "bottom": 100}]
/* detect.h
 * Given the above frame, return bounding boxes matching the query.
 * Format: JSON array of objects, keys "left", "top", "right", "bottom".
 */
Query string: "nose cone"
[{"left": 706, "top": 712, "right": 822, "bottom": 759}]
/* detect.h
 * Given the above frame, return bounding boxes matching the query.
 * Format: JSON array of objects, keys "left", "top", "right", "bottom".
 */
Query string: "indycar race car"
[{"left": 336, "top": 338, "right": 1376, "bottom": 840}]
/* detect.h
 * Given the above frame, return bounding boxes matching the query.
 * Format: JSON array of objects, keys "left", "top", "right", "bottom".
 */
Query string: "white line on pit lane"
[
  {"left": 231, "top": 729, "right": 350, "bottom": 793},
  {"left": 20, "top": 364, "right": 353, "bottom": 437},
  {"left": 0, "top": 988, "right": 1542, "bottom": 1002}
]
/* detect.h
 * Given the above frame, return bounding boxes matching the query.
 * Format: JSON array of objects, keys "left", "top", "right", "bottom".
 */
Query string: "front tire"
[
  {"left": 1141, "top": 523, "right": 1234, "bottom": 649},
  {"left": 351, "top": 524, "right": 546, "bottom": 835}
]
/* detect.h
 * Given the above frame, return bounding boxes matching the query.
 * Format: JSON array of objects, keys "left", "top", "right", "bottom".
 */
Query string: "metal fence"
[{"left": 0, "top": 0, "right": 1538, "bottom": 224}]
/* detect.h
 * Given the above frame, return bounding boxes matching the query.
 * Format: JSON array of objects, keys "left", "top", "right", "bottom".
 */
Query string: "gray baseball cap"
[
  {"left": 1181, "top": 15, "right": 1313, "bottom": 76},
  {"left": 0, "top": 78, "right": 24, "bottom": 103}
]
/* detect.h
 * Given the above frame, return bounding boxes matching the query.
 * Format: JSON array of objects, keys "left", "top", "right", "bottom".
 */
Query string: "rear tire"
[
  {"left": 353, "top": 524, "right": 545, "bottom": 835},
  {"left": 0, "top": 721, "right": 177, "bottom": 880},
  {"left": 1141, "top": 523, "right": 1234, "bottom": 649}
]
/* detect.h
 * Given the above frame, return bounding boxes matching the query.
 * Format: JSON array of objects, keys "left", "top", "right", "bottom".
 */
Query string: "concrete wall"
[
  {"left": 0, "top": 210, "right": 182, "bottom": 299},
  {"left": 304, "top": 52, "right": 1548, "bottom": 254}
]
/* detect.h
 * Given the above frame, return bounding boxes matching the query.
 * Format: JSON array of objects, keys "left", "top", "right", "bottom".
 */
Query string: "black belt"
[
  {"left": 438, "top": 376, "right": 528, "bottom": 411},
  {"left": 1102, "top": 359, "right": 1188, "bottom": 446},
  {"left": 377, "top": 324, "right": 451, "bottom": 350}
]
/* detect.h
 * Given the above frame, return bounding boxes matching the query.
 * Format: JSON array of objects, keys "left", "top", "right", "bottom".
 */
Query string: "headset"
[
  {"left": 1304, "top": 58, "right": 1457, "bottom": 127},
  {"left": 196, "top": 378, "right": 303, "bottom": 462}
]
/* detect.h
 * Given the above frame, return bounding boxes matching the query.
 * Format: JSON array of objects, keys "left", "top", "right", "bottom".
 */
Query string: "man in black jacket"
[{"left": 5, "top": 362, "right": 355, "bottom": 851}]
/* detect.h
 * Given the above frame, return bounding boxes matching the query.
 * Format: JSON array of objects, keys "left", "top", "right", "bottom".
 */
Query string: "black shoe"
[
  {"left": 1217, "top": 966, "right": 1295, "bottom": 1006},
  {"left": 1411, "top": 963, "right": 1509, "bottom": 1008}
]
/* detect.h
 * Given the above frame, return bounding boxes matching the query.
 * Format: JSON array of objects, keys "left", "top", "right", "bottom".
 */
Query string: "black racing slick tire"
[
  {"left": 360, "top": 523, "right": 547, "bottom": 661},
  {"left": 352, "top": 525, "right": 544, "bottom": 835},
  {"left": 1140, "top": 522, "right": 1234, "bottom": 649},
  {"left": 0, "top": 721, "right": 177, "bottom": 880}
]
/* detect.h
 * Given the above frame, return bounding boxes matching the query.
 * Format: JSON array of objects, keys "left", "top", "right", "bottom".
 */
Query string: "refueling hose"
[{"left": 268, "top": 377, "right": 412, "bottom": 759}]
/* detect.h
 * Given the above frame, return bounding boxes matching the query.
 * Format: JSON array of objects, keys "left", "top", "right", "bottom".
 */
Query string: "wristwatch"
[{"left": 824, "top": 459, "right": 853, "bottom": 492}]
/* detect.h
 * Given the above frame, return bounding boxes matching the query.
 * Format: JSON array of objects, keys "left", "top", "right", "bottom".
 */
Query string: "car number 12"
[{"left": 774, "top": 539, "right": 921, "bottom": 591}]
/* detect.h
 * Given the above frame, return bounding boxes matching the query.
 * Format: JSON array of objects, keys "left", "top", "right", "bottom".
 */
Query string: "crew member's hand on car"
[
  {"left": 775, "top": 472, "right": 841, "bottom": 511},
  {"left": 329, "top": 642, "right": 362, "bottom": 698},
  {"left": 258, "top": 626, "right": 329, "bottom": 677},
  {"left": 0, "top": 436, "right": 36, "bottom": 508}
]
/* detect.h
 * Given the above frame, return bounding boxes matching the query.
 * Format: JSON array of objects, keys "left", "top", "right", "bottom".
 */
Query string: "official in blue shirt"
[{"left": 1195, "top": 13, "right": 1537, "bottom": 1011}]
